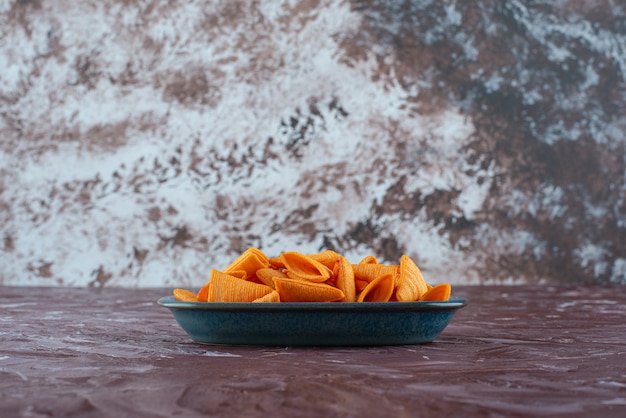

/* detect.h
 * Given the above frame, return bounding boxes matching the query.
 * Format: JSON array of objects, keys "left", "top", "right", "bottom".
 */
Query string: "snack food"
[{"left": 173, "top": 247, "right": 451, "bottom": 303}]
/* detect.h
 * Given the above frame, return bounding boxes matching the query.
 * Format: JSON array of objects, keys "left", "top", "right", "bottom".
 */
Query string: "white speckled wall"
[{"left": 1, "top": 0, "right": 625, "bottom": 287}]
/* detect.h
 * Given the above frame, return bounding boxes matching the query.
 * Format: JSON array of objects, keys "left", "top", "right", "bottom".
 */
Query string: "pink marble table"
[{"left": 1, "top": 285, "right": 625, "bottom": 417}]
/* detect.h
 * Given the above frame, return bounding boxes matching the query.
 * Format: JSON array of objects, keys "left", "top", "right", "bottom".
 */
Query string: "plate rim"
[{"left": 157, "top": 295, "right": 468, "bottom": 311}]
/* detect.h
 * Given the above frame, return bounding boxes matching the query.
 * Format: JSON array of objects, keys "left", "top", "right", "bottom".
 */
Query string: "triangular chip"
[
  {"left": 396, "top": 255, "right": 428, "bottom": 302},
  {"left": 357, "top": 273, "right": 395, "bottom": 302},
  {"left": 196, "top": 281, "right": 210, "bottom": 302},
  {"left": 355, "top": 278, "right": 370, "bottom": 293},
  {"left": 207, "top": 269, "right": 273, "bottom": 302},
  {"left": 307, "top": 250, "right": 340, "bottom": 270},
  {"left": 352, "top": 263, "right": 398, "bottom": 284},
  {"left": 226, "top": 269, "right": 248, "bottom": 280},
  {"left": 223, "top": 247, "right": 270, "bottom": 277},
  {"left": 280, "top": 251, "right": 332, "bottom": 282},
  {"left": 268, "top": 256, "right": 285, "bottom": 269},
  {"left": 336, "top": 255, "right": 356, "bottom": 302},
  {"left": 255, "top": 267, "right": 287, "bottom": 289},
  {"left": 419, "top": 283, "right": 451, "bottom": 302},
  {"left": 173, "top": 288, "right": 198, "bottom": 302},
  {"left": 253, "top": 290, "right": 281, "bottom": 303},
  {"left": 272, "top": 277, "right": 344, "bottom": 302},
  {"left": 358, "top": 255, "right": 378, "bottom": 265}
]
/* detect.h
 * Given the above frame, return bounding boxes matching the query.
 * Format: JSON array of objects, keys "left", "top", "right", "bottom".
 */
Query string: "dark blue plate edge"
[{"left": 157, "top": 296, "right": 469, "bottom": 311}]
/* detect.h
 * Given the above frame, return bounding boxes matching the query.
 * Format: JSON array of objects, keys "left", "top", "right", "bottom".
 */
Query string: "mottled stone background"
[{"left": 1, "top": 0, "right": 625, "bottom": 287}]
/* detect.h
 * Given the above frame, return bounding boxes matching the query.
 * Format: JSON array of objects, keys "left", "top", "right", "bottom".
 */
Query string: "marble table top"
[{"left": 1, "top": 284, "right": 625, "bottom": 417}]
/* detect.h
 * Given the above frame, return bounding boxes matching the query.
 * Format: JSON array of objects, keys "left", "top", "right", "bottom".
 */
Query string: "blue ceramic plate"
[{"left": 158, "top": 296, "right": 468, "bottom": 346}]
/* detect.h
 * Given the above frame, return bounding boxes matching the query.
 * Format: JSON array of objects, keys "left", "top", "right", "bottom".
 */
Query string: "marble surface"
[
  {"left": 1, "top": 285, "right": 625, "bottom": 417},
  {"left": 1, "top": 1, "right": 625, "bottom": 287}
]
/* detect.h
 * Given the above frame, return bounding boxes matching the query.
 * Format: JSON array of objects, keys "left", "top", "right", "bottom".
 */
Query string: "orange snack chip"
[
  {"left": 272, "top": 277, "right": 345, "bottom": 302},
  {"left": 280, "top": 251, "right": 332, "bottom": 283},
  {"left": 223, "top": 247, "right": 270, "bottom": 277},
  {"left": 307, "top": 250, "right": 340, "bottom": 270},
  {"left": 254, "top": 267, "right": 287, "bottom": 289},
  {"left": 356, "top": 273, "right": 395, "bottom": 302},
  {"left": 253, "top": 290, "right": 281, "bottom": 303},
  {"left": 352, "top": 263, "right": 399, "bottom": 285},
  {"left": 268, "top": 256, "right": 285, "bottom": 270},
  {"left": 172, "top": 247, "right": 452, "bottom": 303},
  {"left": 173, "top": 288, "right": 198, "bottom": 302},
  {"left": 396, "top": 255, "right": 429, "bottom": 302},
  {"left": 196, "top": 283, "right": 209, "bottom": 302},
  {"left": 419, "top": 283, "right": 451, "bottom": 302},
  {"left": 358, "top": 255, "right": 379, "bottom": 265},
  {"left": 225, "top": 269, "right": 248, "bottom": 280},
  {"left": 336, "top": 255, "right": 356, "bottom": 302},
  {"left": 207, "top": 269, "right": 273, "bottom": 302}
]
